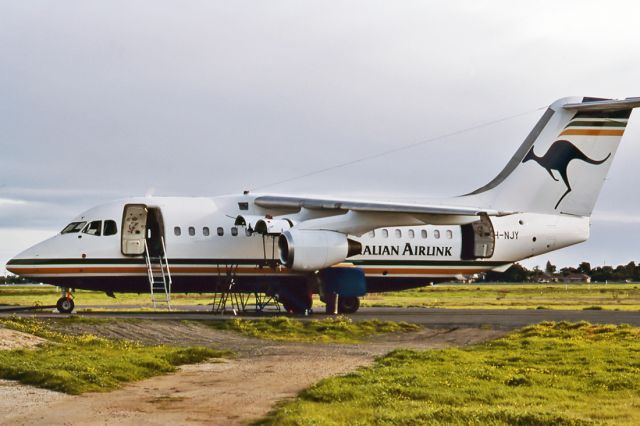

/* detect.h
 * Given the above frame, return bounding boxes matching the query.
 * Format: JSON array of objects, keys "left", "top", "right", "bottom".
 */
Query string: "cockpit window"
[
  {"left": 104, "top": 220, "right": 118, "bottom": 236},
  {"left": 82, "top": 220, "right": 102, "bottom": 236},
  {"left": 61, "top": 222, "right": 87, "bottom": 234}
]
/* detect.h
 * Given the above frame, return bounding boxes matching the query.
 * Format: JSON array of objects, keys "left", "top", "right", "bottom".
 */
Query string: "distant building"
[
  {"left": 536, "top": 273, "right": 558, "bottom": 283},
  {"left": 562, "top": 274, "right": 591, "bottom": 284},
  {"left": 455, "top": 274, "right": 478, "bottom": 284}
]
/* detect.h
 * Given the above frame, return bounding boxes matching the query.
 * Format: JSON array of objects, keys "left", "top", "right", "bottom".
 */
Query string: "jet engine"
[{"left": 278, "top": 229, "right": 362, "bottom": 271}]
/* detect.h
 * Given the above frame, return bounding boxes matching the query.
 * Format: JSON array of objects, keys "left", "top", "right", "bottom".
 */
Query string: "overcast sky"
[{"left": 2, "top": 1, "right": 640, "bottom": 273}]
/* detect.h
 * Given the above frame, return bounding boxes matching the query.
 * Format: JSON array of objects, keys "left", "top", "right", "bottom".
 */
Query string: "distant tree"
[
  {"left": 623, "top": 261, "right": 636, "bottom": 280},
  {"left": 479, "top": 260, "right": 639, "bottom": 284},
  {"left": 591, "top": 266, "right": 614, "bottom": 282},
  {"left": 545, "top": 261, "right": 557, "bottom": 274},
  {"left": 530, "top": 265, "right": 544, "bottom": 281},
  {"left": 577, "top": 262, "right": 592, "bottom": 275},
  {"left": 484, "top": 263, "right": 530, "bottom": 282},
  {"left": 612, "top": 264, "right": 627, "bottom": 281},
  {"left": 0, "top": 274, "right": 37, "bottom": 284}
]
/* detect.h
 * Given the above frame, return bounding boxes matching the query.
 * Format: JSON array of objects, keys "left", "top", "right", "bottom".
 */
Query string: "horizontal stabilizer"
[{"left": 563, "top": 97, "right": 640, "bottom": 112}]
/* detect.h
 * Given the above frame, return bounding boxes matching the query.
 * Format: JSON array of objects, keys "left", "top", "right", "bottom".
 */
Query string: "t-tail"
[{"left": 462, "top": 96, "right": 640, "bottom": 216}]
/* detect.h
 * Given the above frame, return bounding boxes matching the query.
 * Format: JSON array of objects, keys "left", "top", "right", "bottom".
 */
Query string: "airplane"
[{"left": 6, "top": 96, "right": 640, "bottom": 314}]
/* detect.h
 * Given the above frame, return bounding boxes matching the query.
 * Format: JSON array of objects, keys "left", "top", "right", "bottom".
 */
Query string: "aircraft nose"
[
  {"left": 6, "top": 256, "right": 22, "bottom": 275},
  {"left": 5, "top": 243, "right": 39, "bottom": 276}
]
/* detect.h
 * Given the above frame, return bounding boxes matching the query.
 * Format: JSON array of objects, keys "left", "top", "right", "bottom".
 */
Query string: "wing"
[
  {"left": 254, "top": 195, "right": 507, "bottom": 216},
  {"left": 251, "top": 195, "right": 513, "bottom": 236}
]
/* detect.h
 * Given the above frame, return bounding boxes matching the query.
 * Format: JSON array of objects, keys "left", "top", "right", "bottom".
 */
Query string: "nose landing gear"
[{"left": 56, "top": 288, "right": 75, "bottom": 313}]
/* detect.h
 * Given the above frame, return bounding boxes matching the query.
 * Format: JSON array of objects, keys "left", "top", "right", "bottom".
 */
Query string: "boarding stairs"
[
  {"left": 211, "top": 264, "right": 245, "bottom": 314},
  {"left": 144, "top": 237, "right": 173, "bottom": 309},
  {"left": 210, "top": 231, "right": 282, "bottom": 314},
  {"left": 211, "top": 262, "right": 282, "bottom": 314}
]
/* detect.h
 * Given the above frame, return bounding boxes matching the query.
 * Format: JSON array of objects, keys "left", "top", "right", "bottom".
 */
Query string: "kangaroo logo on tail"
[{"left": 522, "top": 140, "right": 611, "bottom": 209}]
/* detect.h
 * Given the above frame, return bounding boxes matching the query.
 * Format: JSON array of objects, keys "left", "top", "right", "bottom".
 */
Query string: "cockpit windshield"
[{"left": 61, "top": 222, "right": 87, "bottom": 234}]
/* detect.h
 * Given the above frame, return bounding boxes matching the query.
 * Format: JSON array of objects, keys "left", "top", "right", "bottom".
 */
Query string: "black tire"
[
  {"left": 56, "top": 297, "right": 74, "bottom": 314},
  {"left": 338, "top": 296, "right": 360, "bottom": 314},
  {"left": 279, "top": 298, "right": 295, "bottom": 313},
  {"left": 278, "top": 287, "right": 313, "bottom": 314}
]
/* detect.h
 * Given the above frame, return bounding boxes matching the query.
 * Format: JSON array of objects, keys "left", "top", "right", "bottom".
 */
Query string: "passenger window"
[
  {"left": 421, "top": 230, "right": 427, "bottom": 239},
  {"left": 61, "top": 222, "right": 86, "bottom": 234},
  {"left": 395, "top": 229, "right": 401, "bottom": 238},
  {"left": 446, "top": 230, "right": 453, "bottom": 239},
  {"left": 104, "top": 220, "right": 118, "bottom": 236},
  {"left": 408, "top": 229, "right": 415, "bottom": 238},
  {"left": 188, "top": 226, "right": 195, "bottom": 236},
  {"left": 434, "top": 230, "right": 441, "bottom": 239},
  {"left": 231, "top": 227, "right": 238, "bottom": 236},
  {"left": 382, "top": 229, "right": 389, "bottom": 238},
  {"left": 245, "top": 228, "right": 252, "bottom": 237},
  {"left": 174, "top": 226, "right": 181, "bottom": 236},
  {"left": 203, "top": 227, "right": 210, "bottom": 236},
  {"left": 82, "top": 221, "right": 102, "bottom": 236},
  {"left": 217, "top": 227, "right": 224, "bottom": 236},
  {"left": 368, "top": 230, "right": 375, "bottom": 238}
]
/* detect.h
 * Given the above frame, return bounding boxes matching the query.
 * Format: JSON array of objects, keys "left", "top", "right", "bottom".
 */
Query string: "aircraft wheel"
[
  {"left": 279, "top": 291, "right": 312, "bottom": 314},
  {"left": 56, "top": 297, "right": 75, "bottom": 314},
  {"left": 279, "top": 297, "right": 293, "bottom": 312},
  {"left": 338, "top": 296, "right": 360, "bottom": 314}
]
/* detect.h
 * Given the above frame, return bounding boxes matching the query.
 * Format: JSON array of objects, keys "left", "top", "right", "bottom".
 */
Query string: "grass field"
[
  {"left": 362, "top": 283, "right": 640, "bottom": 310},
  {"left": 2, "top": 283, "right": 640, "bottom": 311},
  {"left": 260, "top": 322, "right": 640, "bottom": 425},
  {"left": 202, "top": 316, "right": 421, "bottom": 343},
  {"left": 0, "top": 317, "right": 227, "bottom": 394},
  {"left": 0, "top": 285, "right": 216, "bottom": 307}
]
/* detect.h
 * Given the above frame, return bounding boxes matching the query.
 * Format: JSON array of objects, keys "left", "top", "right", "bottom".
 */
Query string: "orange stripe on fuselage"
[{"left": 559, "top": 129, "right": 625, "bottom": 136}]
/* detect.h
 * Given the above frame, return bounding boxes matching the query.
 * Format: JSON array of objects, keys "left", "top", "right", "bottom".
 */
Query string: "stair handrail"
[
  {"left": 161, "top": 236, "right": 172, "bottom": 295},
  {"left": 143, "top": 240, "right": 156, "bottom": 301}
]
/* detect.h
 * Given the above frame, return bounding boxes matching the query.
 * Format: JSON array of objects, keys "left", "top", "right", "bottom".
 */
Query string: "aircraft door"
[
  {"left": 121, "top": 204, "right": 148, "bottom": 255},
  {"left": 461, "top": 214, "right": 495, "bottom": 260},
  {"left": 145, "top": 207, "right": 165, "bottom": 257}
]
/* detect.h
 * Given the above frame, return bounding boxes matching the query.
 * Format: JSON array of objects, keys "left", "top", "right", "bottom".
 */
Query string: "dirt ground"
[
  {"left": 0, "top": 321, "right": 506, "bottom": 425},
  {"left": 0, "top": 327, "right": 47, "bottom": 350}
]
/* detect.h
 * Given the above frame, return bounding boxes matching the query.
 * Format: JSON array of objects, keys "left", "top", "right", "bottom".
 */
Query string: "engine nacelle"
[
  {"left": 255, "top": 218, "right": 294, "bottom": 235},
  {"left": 278, "top": 229, "right": 362, "bottom": 271},
  {"left": 235, "top": 215, "right": 294, "bottom": 235}
]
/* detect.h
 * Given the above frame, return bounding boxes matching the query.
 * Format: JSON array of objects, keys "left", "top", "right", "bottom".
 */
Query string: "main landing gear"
[
  {"left": 337, "top": 296, "right": 360, "bottom": 314},
  {"left": 56, "top": 288, "right": 75, "bottom": 314},
  {"left": 324, "top": 295, "right": 361, "bottom": 314},
  {"left": 278, "top": 285, "right": 313, "bottom": 314}
]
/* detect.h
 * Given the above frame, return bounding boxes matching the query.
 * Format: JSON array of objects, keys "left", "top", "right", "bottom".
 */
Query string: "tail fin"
[{"left": 463, "top": 96, "right": 640, "bottom": 216}]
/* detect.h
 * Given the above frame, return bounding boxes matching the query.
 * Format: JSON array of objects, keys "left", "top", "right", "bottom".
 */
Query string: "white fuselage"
[{"left": 7, "top": 194, "right": 589, "bottom": 293}]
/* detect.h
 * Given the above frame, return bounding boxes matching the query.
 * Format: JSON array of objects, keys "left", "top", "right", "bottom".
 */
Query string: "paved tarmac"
[{"left": 1, "top": 306, "right": 638, "bottom": 329}]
